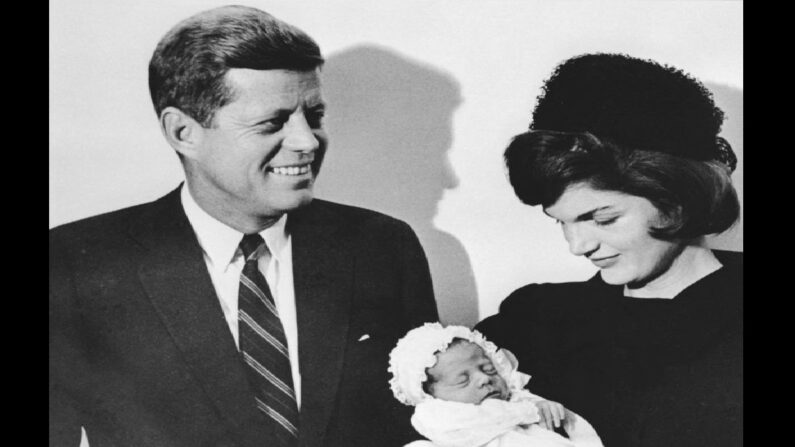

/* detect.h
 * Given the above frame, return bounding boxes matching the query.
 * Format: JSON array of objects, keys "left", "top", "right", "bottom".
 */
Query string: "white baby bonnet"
[{"left": 388, "top": 322, "right": 530, "bottom": 406}]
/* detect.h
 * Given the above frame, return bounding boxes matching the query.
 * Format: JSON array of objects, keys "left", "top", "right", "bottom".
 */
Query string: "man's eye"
[
  {"left": 306, "top": 111, "right": 325, "bottom": 128},
  {"left": 259, "top": 119, "right": 286, "bottom": 133}
]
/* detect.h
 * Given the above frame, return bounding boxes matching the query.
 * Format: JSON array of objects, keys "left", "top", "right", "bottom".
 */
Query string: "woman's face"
[{"left": 544, "top": 183, "right": 685, "bottom": 287}]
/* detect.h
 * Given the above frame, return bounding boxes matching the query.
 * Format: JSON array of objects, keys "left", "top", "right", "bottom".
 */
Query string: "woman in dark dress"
[{"left": 475, "top": 53, "right": 741, "bottom": 447}]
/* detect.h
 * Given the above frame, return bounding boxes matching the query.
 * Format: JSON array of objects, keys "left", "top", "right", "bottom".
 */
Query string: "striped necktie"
[{"left": 238, "top": 233, "right": 299, "bottom": 445}]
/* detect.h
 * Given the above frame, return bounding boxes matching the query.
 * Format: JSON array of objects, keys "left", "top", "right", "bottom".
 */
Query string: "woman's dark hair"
[
  {"left": 505, "top": 53, "right": 740, "bottom": 240},
  {"left": 504, "top": 130, "right": 739, "bottom": 240}
]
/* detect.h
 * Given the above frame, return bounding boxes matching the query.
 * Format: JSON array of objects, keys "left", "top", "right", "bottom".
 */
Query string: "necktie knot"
[{"left": 240, "top": 233, "right": 265, "bottom": 261}]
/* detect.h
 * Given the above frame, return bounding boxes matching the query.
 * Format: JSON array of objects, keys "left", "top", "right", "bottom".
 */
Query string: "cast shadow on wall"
[
  {"left": 315, "top": 45, "right": 479, "bottom": 327},
  {"left": 704, "top": 82, "right": 743, "bottom": 252}
]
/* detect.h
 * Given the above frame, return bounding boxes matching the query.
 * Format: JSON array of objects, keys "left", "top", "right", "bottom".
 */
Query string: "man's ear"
[{"left": 159, "top": 107, "right": 205, "bottom": 159}]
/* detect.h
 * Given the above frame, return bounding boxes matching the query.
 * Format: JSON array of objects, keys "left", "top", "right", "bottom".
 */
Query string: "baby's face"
[{"left": 426, "top": 341, "right": 509, "bottom": 404}]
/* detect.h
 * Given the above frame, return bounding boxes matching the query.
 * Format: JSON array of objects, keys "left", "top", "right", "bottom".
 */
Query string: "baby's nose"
[{"left": 475, "top": 373, "right": 492, "bottom": 387}]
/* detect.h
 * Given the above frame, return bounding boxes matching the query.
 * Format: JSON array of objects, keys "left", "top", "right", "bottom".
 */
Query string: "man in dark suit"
[{"left": 49, "top": 5, "right": 438, "bottom": 446}]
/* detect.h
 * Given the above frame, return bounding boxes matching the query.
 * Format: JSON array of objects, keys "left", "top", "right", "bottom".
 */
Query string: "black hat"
[{"left": 530, "top": 53, "right": 736, "bottom": 171}]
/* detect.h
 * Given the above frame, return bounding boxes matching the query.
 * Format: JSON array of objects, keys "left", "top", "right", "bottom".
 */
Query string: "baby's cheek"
[{"left": 440, "top": 386, "right": 479, "bottom": 404}]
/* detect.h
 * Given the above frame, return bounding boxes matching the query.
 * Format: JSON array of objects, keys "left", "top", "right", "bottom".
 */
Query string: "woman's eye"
[{"left": 594, "top": 216, "right": 618, "bottom": 227}]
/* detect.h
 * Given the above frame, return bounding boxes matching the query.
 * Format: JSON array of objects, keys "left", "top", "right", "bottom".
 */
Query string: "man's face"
[
  {"left": 426, "top": 341, "right": 509, "bottom": 405},
  {"left": 186, "top": 68, "right": 327, "bottom": 229}
]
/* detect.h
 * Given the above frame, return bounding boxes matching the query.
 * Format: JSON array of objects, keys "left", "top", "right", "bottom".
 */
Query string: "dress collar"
[{"left": 623, "top": 244, "right": 722, "bottom": 299}]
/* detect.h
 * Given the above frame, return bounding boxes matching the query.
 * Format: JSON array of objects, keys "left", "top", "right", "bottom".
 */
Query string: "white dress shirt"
[{"left": 180, "top": 186, "right": 302, "bottom": 407}]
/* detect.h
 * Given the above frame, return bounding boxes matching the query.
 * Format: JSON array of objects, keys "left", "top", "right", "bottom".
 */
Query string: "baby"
[{"left": 388, "top": 323, "right": 603, "bottom": 447}]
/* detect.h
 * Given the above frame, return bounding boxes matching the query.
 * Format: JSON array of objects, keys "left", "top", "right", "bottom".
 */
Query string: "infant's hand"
[{"left": 534, "top": 400, "right": 566, "bottom": 431}]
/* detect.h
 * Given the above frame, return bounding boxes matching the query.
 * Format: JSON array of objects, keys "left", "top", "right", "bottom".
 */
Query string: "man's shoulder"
[
  {"left": 49, "top": 188, "right": 179, "bottom": 248},
  {"left": 50, "top": 202, "right": 150, "bottom": 238},
  {"left": 296, "top": 198, "right": 413, "bottom": 232}
]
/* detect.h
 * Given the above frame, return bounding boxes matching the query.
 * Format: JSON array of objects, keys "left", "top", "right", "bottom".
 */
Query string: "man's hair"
[
  {"left": 504, "top": 130, "right": 740, "bottom": 240},
  {"left": 148, "top": 5, "right": 324, "bottom": 127}
]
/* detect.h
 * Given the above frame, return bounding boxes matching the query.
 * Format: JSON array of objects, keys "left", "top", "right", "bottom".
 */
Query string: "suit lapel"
[
  {"left": 290, "top": 201, "right": 354, "bottom": 447},
  {"left": 129, "top": 187, "right": 273, "bottom": 447}
]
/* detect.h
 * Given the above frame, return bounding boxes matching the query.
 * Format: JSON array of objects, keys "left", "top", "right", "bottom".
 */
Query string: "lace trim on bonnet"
[{"left": 388, "top": 322, "right": 531, "bottom": 406}]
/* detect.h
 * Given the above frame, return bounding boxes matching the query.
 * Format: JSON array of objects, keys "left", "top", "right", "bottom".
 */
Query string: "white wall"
[{"left": 50, "top": 0, "right": 742, "bottom": 327}]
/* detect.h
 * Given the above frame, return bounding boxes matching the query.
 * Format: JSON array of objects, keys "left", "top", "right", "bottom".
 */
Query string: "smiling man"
[{"left": 49, "top": 6, "right": 438, "bottom": 447}]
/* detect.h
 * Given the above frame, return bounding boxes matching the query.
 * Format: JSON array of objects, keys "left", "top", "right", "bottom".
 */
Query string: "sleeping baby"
[{"left": 388, "top": 323, "right": 604, "bottom": 447}]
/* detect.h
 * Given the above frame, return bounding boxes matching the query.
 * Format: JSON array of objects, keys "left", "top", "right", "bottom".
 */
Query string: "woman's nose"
[{"left": 563, "top": 223, "right": 599, "bottom": 257}]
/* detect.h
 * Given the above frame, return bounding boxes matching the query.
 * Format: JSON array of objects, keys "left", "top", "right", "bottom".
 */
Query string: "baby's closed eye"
[
  {"left": 481, "top": 363, "right": 497, "bottom": 374},
  {"left": 453, "top": 375, "right": 470, "bottom": 386}
]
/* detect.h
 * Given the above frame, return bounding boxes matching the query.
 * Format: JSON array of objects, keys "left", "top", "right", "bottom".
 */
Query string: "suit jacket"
[{"left": 50, "top": 186, "right": 439, "bottom": 447}]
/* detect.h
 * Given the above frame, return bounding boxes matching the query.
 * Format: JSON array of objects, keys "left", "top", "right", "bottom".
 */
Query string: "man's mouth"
[{"left": 267, "top": 163, "right": 312, "bottom": 176}]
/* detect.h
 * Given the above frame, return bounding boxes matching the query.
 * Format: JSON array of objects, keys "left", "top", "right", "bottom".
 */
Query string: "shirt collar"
[
  {"left": 180, "top": 185, "right": 289, "bottom": 269},
  {"left": 261, "top": 213, "right": 289, "bottom": 263}
]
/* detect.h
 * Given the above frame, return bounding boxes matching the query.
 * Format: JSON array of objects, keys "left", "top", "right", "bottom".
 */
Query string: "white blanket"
[{"left": 405, "top": 394, "right": 603, "bottom": 447}]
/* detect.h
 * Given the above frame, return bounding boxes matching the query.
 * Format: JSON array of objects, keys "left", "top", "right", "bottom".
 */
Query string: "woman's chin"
[{"left": 600, "top": 270, "right": 627, "bottom": 285}]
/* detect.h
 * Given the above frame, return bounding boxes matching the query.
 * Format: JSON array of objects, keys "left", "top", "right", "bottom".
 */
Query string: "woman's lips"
[{"left": 590, "top": 254, "right": 619, "bottom": 268}]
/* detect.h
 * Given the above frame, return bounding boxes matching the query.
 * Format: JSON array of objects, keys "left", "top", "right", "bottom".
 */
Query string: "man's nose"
[
  {"left": 563, "top": 223, "right": 599, "bottom": 257},
  {"left": 283, "top": 114, "right": 320, "bottom": 153}
]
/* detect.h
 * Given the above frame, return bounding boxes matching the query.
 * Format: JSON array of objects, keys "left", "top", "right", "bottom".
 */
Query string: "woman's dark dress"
[{"left": 475, "top": 250, "right": 742, "bottom": 447}]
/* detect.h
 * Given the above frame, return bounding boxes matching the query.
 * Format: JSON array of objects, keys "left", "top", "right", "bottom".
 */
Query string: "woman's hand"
[{"left": 534, "top": 400, "right": 567, "bottom": 431}]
